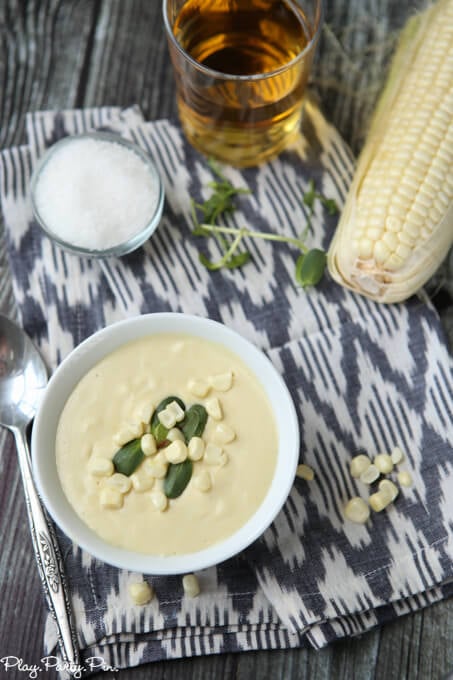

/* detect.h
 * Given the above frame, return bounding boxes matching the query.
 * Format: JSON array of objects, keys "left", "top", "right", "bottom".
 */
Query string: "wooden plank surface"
[{"left": 0, "top": 1, "right": 452, "bottom": 679}]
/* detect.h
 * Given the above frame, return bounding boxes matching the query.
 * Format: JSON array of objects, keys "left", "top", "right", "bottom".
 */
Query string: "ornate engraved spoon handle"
[{"left": 13, "top": 425, "right": 80, "bottom": 667}]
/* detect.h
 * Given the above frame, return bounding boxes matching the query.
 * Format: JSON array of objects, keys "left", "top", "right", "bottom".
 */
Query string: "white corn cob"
[{"left": 328, "top": 0, "right": 453, "bottom": 303}]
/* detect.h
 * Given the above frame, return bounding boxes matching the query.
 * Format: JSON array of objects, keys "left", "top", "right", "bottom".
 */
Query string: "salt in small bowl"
[{"left": 30, "top": 132, "right": 165, "bottom": 258}]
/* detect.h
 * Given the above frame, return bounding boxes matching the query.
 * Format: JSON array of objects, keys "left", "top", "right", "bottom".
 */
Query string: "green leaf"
[
  {"left": 303, "top": 179, "right": 316, "bottom": 210},
  {"left": 295, "top": 248, "right": 327, "bottom": 288},
  {"left": 113, "top": 439, "right": 144, "bottom": 476},
  {"left": 151, "top": 396, "right": 186, "bottom": 443},
  {"left": 180, "top": 404, "right": 208, "bottom": 443},
  {"left": 321, "top": 197, "right": 339, "bottom": 216},
  {"left": 153, "top": 422, "right": 169, "bottom": 444},
  {"left": 225, "top": 251, "right": 251, "bottom": 269},
  {"left": 194, "top": 162, "right": 251, "bottom": 227},
  {"left": 163, "top": 459, "right": 193, "bottom": 499},
  {"left": 198, "top": 252, "right": 222, "bottom": 271},
  {"left": 295, "top": 252, "right": 306, "bottom": 283}
]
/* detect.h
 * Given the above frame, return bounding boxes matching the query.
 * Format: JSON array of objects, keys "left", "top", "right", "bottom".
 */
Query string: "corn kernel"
[
  {"left": 344, "top": 497, "right": 370, "bottom": 523},
  {"left": 167, "top": 428, "right": 185, "bottom": 443},
  {"left": 112, "top": 429, "right": 130, "bottom": 448},
  {"left": 140, "top": 433, "right": 157, "bottom": 456},
  {"left": 158, "top": 407, "right": 177, "bottom": 429},
  {"left": 368, "top": 227, "right": 383, "bottom": 242},
  {"left": 296, "top": 464, "right": 314, "bottom": 481},
  {"left": 358, "top": 238, "right": 374, "bottom": 259},
  {"left": 166, "top": 400, "right": 185, "bottom": 423},
  {"left": 103, "top": 473, "right": 132, "bottom": 494},
  {"left": 206, "top": 397, "right": 223, "bottom": 420},
  {"left": 113, "top": 422, "right": 145, "bottom": 447},
  {"left": 129, "top": 581, "right": 154, "bottom": 606},
  {"left": 385, "top": 216, "right": 402, "bottom": 232},
  {"left": 398, "top": 470, "right": 413, "bottom": 487},
  {"left": 398, "top": 229, "right": 417, "bottom": 246},
  {"left": 143, "top": 458, "right": 168, "bottom": 479},
  {"left": 150, "top": 490, "right": 168, "bottom": 512},
  {"left": 193, "top": 470, "right": 212, "bottom": 492},
  {"left": 349, "top": 454, "right": 371, "bottom": 478},
  {"left": 165, "top": 440, "right": 188, "bottom": 464},
  {"left": 395, "top": 243, "right": 413, "bottom": 260},
  {"left": 188, "top": 436, "right": 205, "bottom": 461},
  {"left": 182, "top": 574, "right": 200, "bottom": 598},
  {"left": 87, "top": 457, "right": 114, "bottom": 477},
  {"left": 100, "top": 486, "right": 123, "bottom": 510},
  {"left": 209, "top": 371, "right": 233, "bottom": 391},
  {"left": 379, "top": 479, "right": 399, "bottom": 503},
  {"left": 382, "top": 231, "right": 399, "bottom": 251},
  {"left": 212, "top": 423, "right": 236, "bottom": 445},
  {"left": 374, "top": 240, "right": 391, "bottom": 263},
  {"left": 130, "top": 470, "right": 155, "bottom": 493},
  {"left": 385, "top": 253, "right": 405, "bottom": 271},
  {"left": 154, "top": 451, "right": 169, "bottom": 465},
  {"left": 373, "top": 453, "right": 394, "bottom": 474},
  {"left": 360, "top": 464, "right": 380, "bottom": 484},
  {"left": 391, "top": 446, "right": 405, "bottom": 464},
  {"left": 187, "top": 378, "right": 210, "bottom": 398},
  {"left": 369, "top": 491, "right": 390, "bottom": 512}
]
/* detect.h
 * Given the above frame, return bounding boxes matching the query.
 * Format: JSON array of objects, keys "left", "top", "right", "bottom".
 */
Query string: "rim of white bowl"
[{"left": 32, "top": 313, "right": 300, "bottom": 574}]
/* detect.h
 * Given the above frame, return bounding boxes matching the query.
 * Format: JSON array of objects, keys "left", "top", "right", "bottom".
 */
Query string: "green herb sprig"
[{"left": 191, "top": 164, "right": 339, "bottom": 288}]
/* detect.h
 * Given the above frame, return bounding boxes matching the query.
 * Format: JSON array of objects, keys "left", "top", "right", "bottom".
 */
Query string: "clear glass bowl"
[{"left": 30, "top": 132, "right": 165, "bottom": 258}]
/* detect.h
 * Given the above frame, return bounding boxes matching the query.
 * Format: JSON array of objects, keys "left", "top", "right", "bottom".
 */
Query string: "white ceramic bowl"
[{"left": 32, "top": 313, "right": 299, "bottom": 574}]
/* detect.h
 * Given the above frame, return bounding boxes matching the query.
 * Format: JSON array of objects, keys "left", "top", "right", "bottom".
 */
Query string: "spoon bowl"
[
  {"left": 0, "top": 315, "right": 47, "bottom": 428},
  {"left": 0, "top": 314, "right": 79, "bottom": 665}
]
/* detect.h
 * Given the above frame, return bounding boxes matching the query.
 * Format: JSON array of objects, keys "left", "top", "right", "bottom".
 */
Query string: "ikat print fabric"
[{"left": 1, "top": 105, "right": 452, "bottom": 672}]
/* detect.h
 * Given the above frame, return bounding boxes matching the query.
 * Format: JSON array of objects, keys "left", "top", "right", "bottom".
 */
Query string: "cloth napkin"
[{"left": 1, "top": 104, "right": 453, "bottom": 673}]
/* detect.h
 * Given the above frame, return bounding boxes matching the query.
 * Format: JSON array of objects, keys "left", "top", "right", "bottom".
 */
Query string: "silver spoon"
[{"left": 0, "top": 314, "right": 79, "bottom": 667}]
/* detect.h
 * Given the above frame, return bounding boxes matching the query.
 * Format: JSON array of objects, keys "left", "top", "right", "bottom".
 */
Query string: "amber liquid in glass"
[{"left": 170, "top": 0, "right": 313, "bottom": 166}]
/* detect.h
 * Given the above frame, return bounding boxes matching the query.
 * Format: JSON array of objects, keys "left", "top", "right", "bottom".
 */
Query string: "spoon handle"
[{"left": 13, "top": 426, "right": 80, "bottom": 668}]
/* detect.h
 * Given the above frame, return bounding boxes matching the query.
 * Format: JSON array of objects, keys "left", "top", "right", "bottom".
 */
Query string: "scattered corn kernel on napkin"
[{"left": 1, "top": 104, "right": 453, "bottom": 673}]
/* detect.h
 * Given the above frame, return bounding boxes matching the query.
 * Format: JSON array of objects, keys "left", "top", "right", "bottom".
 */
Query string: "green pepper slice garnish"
[
  {"left": 163, "top": 459, "right": 193, "bottom": 499},
  {"left": 180, "top": 404, "right": 208, "bottom": 443},
  {"left": 150, "top": 395, "right": 185, "bottom": 443},
  {"left": 113, "top": 438, "right": 144, "bottom": 476}
]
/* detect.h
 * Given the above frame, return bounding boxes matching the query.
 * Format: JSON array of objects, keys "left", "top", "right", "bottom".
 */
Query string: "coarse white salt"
[{"left": 33, "top": 137, "right": 161, "bottom": 251}]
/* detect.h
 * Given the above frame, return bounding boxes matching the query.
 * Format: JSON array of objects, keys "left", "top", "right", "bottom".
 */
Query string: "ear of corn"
[{"left": 327, "top": 0, "right": 453, "bottom": 304}]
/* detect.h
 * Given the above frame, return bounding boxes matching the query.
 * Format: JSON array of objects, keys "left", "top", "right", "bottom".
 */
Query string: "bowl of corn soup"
[{"left": 32, "top": 313, "right": 299, "bottom": 574}]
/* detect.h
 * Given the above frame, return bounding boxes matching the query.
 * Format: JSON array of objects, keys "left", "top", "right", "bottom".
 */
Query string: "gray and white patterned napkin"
[{"left": 1, "top": 104, "right": 453, "bottom": 672}]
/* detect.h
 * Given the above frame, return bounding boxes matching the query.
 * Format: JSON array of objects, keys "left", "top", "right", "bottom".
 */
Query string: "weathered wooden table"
[{"left": 1, "top": 2, "right": 452, "bottom": 678}]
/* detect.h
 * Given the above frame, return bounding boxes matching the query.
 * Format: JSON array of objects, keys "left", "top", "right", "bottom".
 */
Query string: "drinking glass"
[{"left": 163, "top": 0, "right": 323, "bottom": 167}]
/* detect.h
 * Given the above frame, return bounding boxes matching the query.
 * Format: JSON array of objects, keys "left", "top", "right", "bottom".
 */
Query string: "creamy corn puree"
[{"left": 56, "top": 333, "right": 278, "bottom": 555}]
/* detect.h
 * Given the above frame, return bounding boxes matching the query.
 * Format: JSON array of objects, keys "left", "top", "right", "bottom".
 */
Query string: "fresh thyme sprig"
[
  {"left": 191, "top": 163, "right": 339, "bottom": 287},
  {"left": 191, "top": 160, "right": 251, "bottom": 266},
  {"left": 194, "top": 159, "right": 251, "bottom": 224},
  {"left": 303, "top": 178, "right": 339, "bottom": 216}
]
